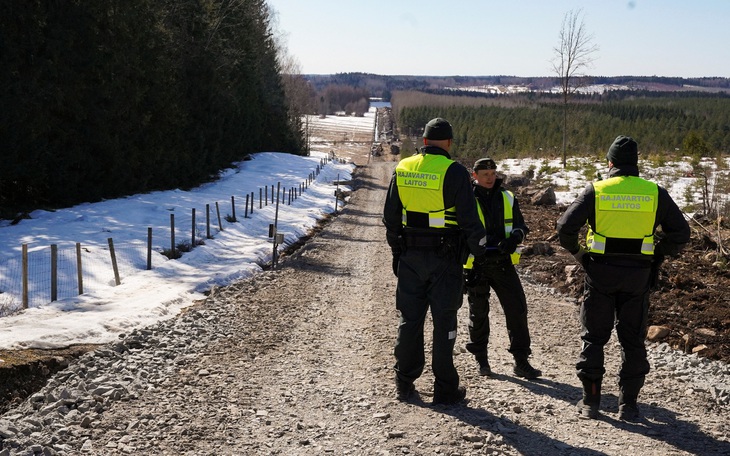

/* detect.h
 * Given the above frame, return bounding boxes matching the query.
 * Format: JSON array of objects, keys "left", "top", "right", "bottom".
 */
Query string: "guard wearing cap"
[
  {"left": 383, "top": 117, "right": 487, "bottom": 405},
  {"left": 463, "top": 157, "right": 542, "bottom": 380},
  {"left": 556, "top": 135, "right": 690, "bottom": 421}
]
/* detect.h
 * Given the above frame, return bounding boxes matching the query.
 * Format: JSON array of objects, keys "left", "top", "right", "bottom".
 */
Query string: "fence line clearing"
[{"left": 0, "top": 156, "right": 348, "bottom": 316}]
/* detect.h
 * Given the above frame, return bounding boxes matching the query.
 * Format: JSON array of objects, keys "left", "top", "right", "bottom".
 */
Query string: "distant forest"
[
  {"left": 392, "top": 90, "right": 730, "bottom": 163},
  {"left": 1, "top": 0, "right": 301, "bottom": 217},
  {"left": 306, "top": 73, "right": 730, "bottom": 163},
  {"left": 305, "top": 73, "right": 730, "bottom": 100}
]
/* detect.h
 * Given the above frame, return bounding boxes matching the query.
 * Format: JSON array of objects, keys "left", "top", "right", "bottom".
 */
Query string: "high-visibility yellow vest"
[
  {"left": 587, "top": 176, "right": 658, "bottom": 255},
  {"left": 396, "top": 153, "right": 457, "bottom": 229},
  {"left": 464, "top": 189, "right": 520, "bottom": 268}
]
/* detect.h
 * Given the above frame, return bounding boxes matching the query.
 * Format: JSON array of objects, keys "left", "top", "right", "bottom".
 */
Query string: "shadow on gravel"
[
  {"left": 499, "top": 376, "right": 730, "bottom": 455},
  {"left": 402, "top": 382, "right": 607, "bottom": 455},
  {"left": 497, "top": 374, "right": 582, "bottom": 404},
  {"left": 603, "top": 398, "right": 730, "bottom": 456},
  {"left": 429, "top": 402, "right": 609, "bottom": 456},
  {"left": 351, "top": 169, "right": 390, "bottom": 192}
]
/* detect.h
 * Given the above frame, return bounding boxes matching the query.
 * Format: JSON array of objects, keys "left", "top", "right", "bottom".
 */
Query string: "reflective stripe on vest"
[
  {"left": 464, "top": 189, "right": 520, "bottom": 268},
  {"left": 588, "top": 176, "right": 658, "bottom": 255},
  {"left": 396, "top": 154, "right": 457, "bottom": 229},
  {"left": 502, "top": 190, "right": 521, "bottom": 265}
]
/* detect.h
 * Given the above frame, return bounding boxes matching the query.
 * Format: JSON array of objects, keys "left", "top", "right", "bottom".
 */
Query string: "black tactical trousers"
[
  {"left": 577, "top": 258, "right": 651, "bottom": 396},
  {"left": 394, "top": 246, "right": 463, "bottom": 397},
  {"left": 464, "top": 256, "right": 532, "bottom": 360}
]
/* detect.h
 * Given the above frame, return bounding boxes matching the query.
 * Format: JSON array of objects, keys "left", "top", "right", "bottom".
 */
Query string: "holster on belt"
[
  {"left": 404, "top": 234, "right": 444, "bottom": 248},
  {"left": 404, "top": 232, "right": 460, "bottom": 259}
]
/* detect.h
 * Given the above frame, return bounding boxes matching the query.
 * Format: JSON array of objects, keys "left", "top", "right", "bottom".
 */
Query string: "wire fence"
[
  {"left": 0, "top": 156, "right": 343, "bottom": 316},
  {"left": 0, "top": 242, "right": 161, "bottom": 310}
]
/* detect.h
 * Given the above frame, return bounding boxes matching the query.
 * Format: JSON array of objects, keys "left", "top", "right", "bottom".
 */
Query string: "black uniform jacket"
[
  {"left": 383, "top": 146, "right": 486, "bottom": 257},
  {"left": 556, "top": 164, "right": 690, "bottom": 259},
  {"left": 474, "top": 178, "right": 529, "bottom": 250}
]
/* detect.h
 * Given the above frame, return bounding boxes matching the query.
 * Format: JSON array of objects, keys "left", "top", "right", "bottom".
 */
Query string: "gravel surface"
[{"left": 1, "top": 160, "right": 729, "bottom": 456}]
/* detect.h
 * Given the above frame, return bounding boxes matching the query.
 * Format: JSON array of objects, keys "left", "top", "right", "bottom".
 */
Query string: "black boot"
[
  {"left": 514, "top": 358, "right": 541, "bottom": 379},
  {"left": 433, "top": 386, "right": 467, "bottom": 405},
  {"left": 475, "top": 352, "right": 492, "bottom": 377},
  {"left": 395, "top": 377, "right": 415, "bottom": 402},
  {"left": 618, "top": 392, "right": 640, "bottom": 422},
  {"left": 577, "top": 378, "right": 601, "bottom": 419}
]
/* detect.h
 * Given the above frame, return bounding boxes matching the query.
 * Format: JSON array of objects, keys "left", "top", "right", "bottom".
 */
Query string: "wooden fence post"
[
  {"left": 335, "top": 173, "right": 340, "bottom": 213},
  {"left": 215, "top": 202, "right": 223, "bottom": 231},
  {"left": 22, "top": 244, "right": 28, "bottom": 309},
  {"left": 76, "top": 242, "right": 84, "bottom": 295},
  {"left": 191, "top": 208, "right": 196, "bottom": 247},
  {"left": 51, "top": 244, "right": 58, "bottom": 302},
  {"left": 108, "top": 238, "right": 121, "bottom": 286},
  {"left": 147, "top": 227, "right": 153, "bottom": 270},
  {"left": 206, "top": 204, "right": 211, "bottom": 239},
  {"left": 231, "top": 196, "right": 237, "bottom": 222},
  {"left": 170, "top": 214, "right": 176, "bottom": 256}
]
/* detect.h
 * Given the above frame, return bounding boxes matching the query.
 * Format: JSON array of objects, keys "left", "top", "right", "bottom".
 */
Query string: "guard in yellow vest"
[
  {"left": 557, "top": 135, "right": 690, "bottom": 421},
  {"left": 383, "top": 118, "right": 488, "bottom": 405},
  {"left": 463, "top": 158, "right": 541, "bottom": 380}
]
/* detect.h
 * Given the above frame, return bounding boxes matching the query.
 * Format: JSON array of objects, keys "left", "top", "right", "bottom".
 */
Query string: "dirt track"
[{"left": 2, "top": 154, "right": 728, "bottom": 455}]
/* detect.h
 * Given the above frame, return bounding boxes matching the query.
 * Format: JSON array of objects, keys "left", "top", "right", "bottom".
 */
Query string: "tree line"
[
  {"left": 0, "top": 0, "right": 302, "bottom": 218},
  {"left": 304, "top": 73, "right": 730, "bottom": 100},
  {"left": 393, "top": 90, "right": 730, "bottom": 163}
]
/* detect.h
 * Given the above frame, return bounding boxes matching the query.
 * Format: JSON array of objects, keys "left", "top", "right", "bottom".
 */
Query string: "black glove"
[
  {"left": 473, "top": 252, "right": 487, "bottom": 267},
  {"left": 463, "top": 268, "right": 478, "bottom": 289},
  {"left": 497, "top": 236, "right": 519, "bottom": 254},
  {"left": 391, "top": 248, "right": 401, "bottom": 277},
  {"left": 650, "top": 252, "right": 665, "bottom": 290},
  {"left": 572, "top": 246, "right": 589, "bottom": 269}
]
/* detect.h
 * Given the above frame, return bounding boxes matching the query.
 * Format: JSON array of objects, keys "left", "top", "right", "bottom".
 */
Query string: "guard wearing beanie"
[
  {"left": 422, "top": 117, "right": 454, "bottom": 140},
  {"left": 606, "top": 135, "right": 639, "bottom": 166},
  {"left": 557, "top": 135, "right": 690, "bottom": 422},
  {"left": 383, "top": 117, "right": 488, "bottom": 405}
]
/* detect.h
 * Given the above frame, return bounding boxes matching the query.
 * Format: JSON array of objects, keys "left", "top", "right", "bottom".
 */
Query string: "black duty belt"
[{"left": 404, "top": 233, "right": 457, "bottom": 248}]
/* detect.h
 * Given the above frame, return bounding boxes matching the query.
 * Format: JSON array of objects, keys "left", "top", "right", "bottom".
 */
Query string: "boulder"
[
  {"left": 503, "top": 174, "right": 531, "bottom": 188},
  {"left": 646, "top": 325, "right": 670, "bottom": 342},
  {"left": 530, "top": 242, "right": 554, "bottom": 256},
  {"left": 530, "top": 187, "right": 556, "bottom": 206}
]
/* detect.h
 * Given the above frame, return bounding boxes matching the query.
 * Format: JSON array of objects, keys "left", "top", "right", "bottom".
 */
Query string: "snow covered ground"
[{"left": 0, "top": 151, "right": 356, "bottom": 350}]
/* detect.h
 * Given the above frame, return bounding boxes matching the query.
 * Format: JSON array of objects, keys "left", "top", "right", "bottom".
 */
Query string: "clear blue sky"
[{"left": 266, "top": 0, "right": 730, "bottom": 78}]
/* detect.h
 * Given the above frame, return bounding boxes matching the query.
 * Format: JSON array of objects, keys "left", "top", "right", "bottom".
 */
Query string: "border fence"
[{"left": 0, "top": 156, "right": 346, "bottom": 314}]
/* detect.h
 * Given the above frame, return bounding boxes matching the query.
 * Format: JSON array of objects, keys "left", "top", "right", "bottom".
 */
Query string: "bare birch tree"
[{"left": 551, "top": 9, "right": 599, "bottom": 167}]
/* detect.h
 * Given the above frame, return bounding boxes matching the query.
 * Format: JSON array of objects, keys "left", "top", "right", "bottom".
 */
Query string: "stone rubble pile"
[
  {"left": 0, "top": 304, "right": 225, "bottom": 455},
  {"left": 647, "top": 342, "right": 730, "bottom": 406}
]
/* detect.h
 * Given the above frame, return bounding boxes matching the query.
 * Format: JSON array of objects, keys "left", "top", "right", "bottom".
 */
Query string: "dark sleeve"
[
  {"left": 382, "top": 172, "right": 403, "bottom": 249},
  {"left": 556, "top": 183, "right": 594, "bottom": 254},
  {"left": 654, "top": 187, "right": 691, "bottom": 256},
  {"left": 445, "top": 163, "right": 486, "bottom": 255},
  {"left": 511, "top": 197, "right": 529, "bottom": 241}
]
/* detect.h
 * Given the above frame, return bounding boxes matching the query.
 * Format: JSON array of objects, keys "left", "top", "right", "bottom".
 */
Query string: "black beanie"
[
  {"left": 423, "top": 118, "right": 453, "bottom": 140},
  {"left": 607, "top": 135, "right": 638, "bottom": 165}
]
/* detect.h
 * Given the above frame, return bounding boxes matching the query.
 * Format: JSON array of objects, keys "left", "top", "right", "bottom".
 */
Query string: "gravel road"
[{"left": 1, "top": 160, "right": 729, "bottom": 456}]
